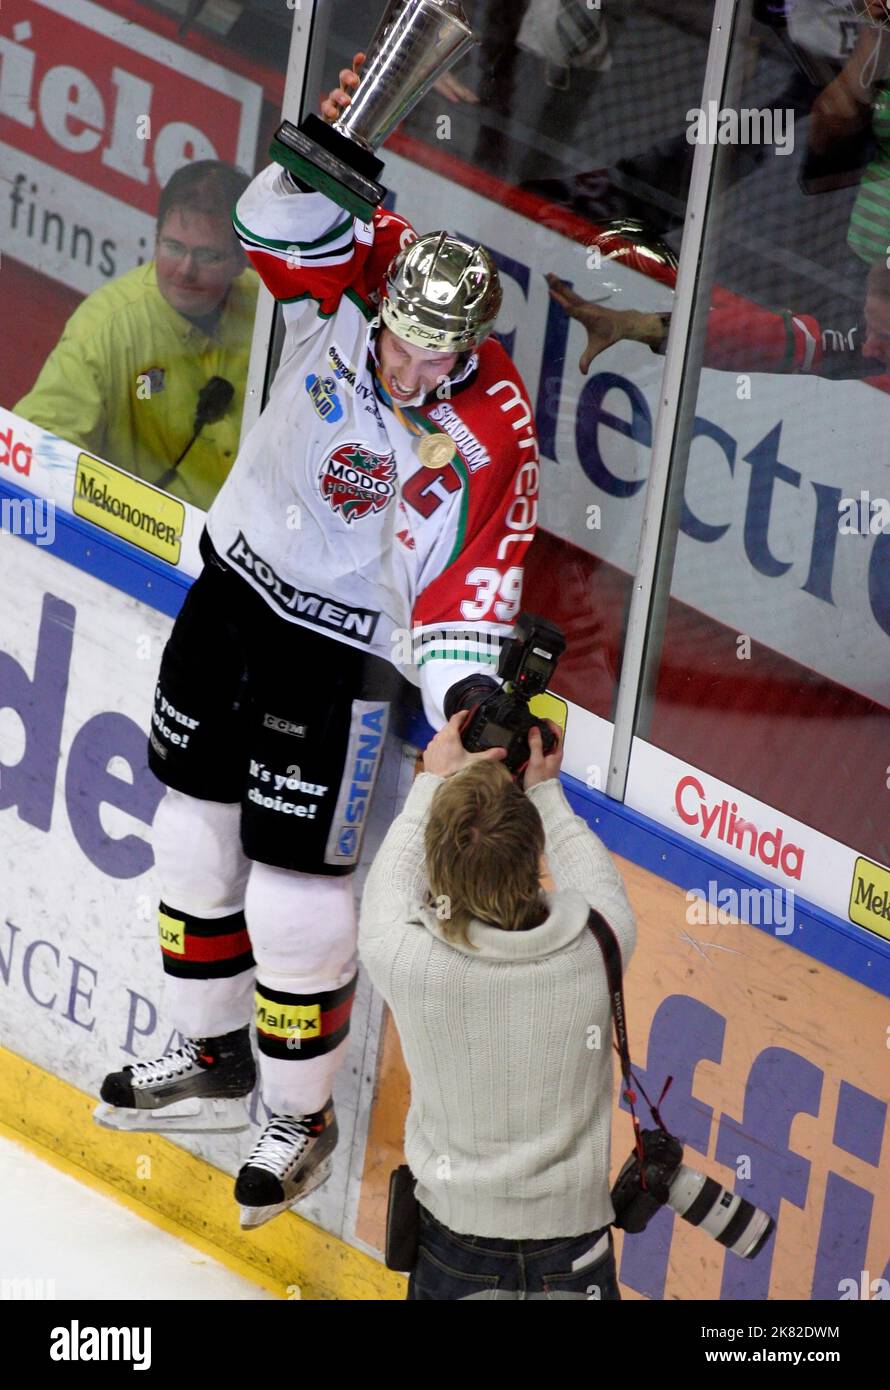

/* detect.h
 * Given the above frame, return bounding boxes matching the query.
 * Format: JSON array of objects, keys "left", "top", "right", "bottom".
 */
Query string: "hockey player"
[{"left": 96, "top": 58, "right": 541, "bottom": 1229}]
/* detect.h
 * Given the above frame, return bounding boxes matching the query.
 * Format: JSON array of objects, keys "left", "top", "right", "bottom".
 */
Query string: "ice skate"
[
  {"left": 93, "top": 1026, "right": 256, "bottom": 1134},
  {"left": 235, "top": 1101, "right": 338, "bottom": 1229}
]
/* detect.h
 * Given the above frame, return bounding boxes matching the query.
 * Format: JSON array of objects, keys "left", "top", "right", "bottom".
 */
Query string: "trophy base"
[{"left": 269, "top": 116, "right": 386, "bottom": 222}]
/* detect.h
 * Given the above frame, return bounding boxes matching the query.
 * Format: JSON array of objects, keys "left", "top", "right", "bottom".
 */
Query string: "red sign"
[
  {"left": 0, "top": 423, "right": 32, "bottom": 475},
  {"left": 0, "top": 0, "right": 260, "bottom": 216}
]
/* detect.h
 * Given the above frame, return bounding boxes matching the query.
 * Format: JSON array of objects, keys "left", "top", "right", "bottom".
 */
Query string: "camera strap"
[{"left": 585, "top": 909, "right": 673, "bottom": 1169}]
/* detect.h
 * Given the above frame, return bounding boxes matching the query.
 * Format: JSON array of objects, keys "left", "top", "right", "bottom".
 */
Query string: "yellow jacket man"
[{"left": 15, "top": 162, "right": 258, "bottom": 513}]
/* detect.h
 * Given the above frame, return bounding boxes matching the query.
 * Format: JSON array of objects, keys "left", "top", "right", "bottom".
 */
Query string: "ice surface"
[{"left": 0, "top": 1133, "right": 277, "bottom": 1300}]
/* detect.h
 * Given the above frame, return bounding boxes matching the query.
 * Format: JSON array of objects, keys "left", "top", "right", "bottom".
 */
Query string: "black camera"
[
  {"left": 611, "top": 1127, "right": 774, "bottom": 1260},
  {"left": 443, "top": 612, "right": 566, "bottom": 775}
]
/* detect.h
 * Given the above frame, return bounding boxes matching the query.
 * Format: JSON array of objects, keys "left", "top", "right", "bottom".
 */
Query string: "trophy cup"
[{"left": 269, "top": 0, "right": 476, "bottom": 220}]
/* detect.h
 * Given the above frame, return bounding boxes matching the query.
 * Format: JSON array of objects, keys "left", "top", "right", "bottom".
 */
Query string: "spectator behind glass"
[
  {"left": 359, "top": 716, "right": 636, "bottom": 1301},
  {"left": 15, "top": 161, "right": 257, "bottom": 512},
  {"left": 804, "top": 5, "right": 890, "bottom": 258}
]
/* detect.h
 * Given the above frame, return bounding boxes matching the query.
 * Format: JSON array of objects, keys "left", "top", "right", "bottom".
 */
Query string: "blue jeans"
[{"left": 407, "top": 1205, "right": 620, "bottom": 1301}]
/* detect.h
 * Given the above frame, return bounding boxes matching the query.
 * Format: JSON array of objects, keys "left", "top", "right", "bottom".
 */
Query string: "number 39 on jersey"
[{"left": 460, "top": 566, "right": 524, "bottom": 622}]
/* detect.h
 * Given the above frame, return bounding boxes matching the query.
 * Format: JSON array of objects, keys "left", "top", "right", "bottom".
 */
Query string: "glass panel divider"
[{"left": 606, "top": 0, "right": 747, "bottom": 801}]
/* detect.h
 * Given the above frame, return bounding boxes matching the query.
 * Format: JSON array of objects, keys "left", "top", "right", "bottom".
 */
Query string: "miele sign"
[{"left": 0, "top": 0, "right": 262, "bottom": 293}]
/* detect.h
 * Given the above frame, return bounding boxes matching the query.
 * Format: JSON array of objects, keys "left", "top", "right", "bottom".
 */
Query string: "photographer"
[{"left": 358, "top": 714, "right": 636, "bottom": 1300}]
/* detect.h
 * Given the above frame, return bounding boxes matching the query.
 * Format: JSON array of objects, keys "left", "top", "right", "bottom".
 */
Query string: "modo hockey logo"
[{"left": 318, "top": 442, "right": 396, "bottom": 525}]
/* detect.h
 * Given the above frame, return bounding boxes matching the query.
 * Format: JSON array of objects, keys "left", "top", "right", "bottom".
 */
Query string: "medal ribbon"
[
  {"left": 368, "top": 344, "right": 458, "bottom": 469},
  {"left": 372, "top": 364, "right": 427, "bottom": 437}
]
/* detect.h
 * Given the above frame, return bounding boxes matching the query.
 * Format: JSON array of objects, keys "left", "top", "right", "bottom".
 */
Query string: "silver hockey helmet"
[{"left": 381, "top": 231, "right": 502, "bottom": 354}]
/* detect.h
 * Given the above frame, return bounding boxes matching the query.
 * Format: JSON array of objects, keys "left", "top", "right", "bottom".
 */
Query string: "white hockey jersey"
[{"left": 207, "top": 164, "right": 540, "bottom": 726}]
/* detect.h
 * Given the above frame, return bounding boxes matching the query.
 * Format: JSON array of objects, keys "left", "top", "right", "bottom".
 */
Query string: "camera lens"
[
  {"left": 667, "top": 1167, "right": 775, "bottom": 1259},
  {"left": 443, "top": 674, "right": 499, "bottom": 720}
]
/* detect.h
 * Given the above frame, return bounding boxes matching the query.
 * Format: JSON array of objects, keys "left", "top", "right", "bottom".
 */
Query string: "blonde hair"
[{"left": 424, "top": 761, "right": 545, "bottom": 947}]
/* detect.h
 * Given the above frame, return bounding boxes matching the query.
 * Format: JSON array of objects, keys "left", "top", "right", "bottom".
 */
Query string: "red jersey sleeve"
[
  {"left": 407, "top": 341, "right": 540, "bottom": 725},
  {"left": 701, "top": 287, "right": 823, "bottom": 374},
  {"left": 233, "top": 164, "right": 414, "bottom": 316}
]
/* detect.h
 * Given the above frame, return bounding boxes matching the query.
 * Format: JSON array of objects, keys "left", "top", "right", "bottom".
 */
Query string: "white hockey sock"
[
  {"left": 153, "top": 790, "right": 255, "bottom": 1039},
  {"left": 246, "top": 863, "right": 358, "bottom": 1115}
]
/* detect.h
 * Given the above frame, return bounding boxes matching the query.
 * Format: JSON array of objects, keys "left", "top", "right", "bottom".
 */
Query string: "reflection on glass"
[
  {"left": 325, "top": 0, "right": 709, "bottom": 722},
  {"left": 14, "top": 162, "right": 257, "bottom": 512},
  {"left": 140, "top": 0, "right": 297, "bottom": 75},
  {"left": 3, "top": 0, "right": 293, "bottom": 511},
  {"left": 630, "top": 0, "right": 890, "bottom": 867}
]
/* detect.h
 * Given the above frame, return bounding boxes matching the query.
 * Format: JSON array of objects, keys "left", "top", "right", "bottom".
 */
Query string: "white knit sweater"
[{"left": 358, "top": 773, "right": 637, "bottom": 1239}]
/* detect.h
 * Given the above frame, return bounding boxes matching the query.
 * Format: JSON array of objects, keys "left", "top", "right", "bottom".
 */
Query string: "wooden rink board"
[{"left": 355, "top": 854, "right": 890, "bottom": 1301}]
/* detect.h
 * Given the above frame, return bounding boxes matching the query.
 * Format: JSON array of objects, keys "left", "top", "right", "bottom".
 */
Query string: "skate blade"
[
  {"left": 92, "top": 1097, "right": 251, "bottom": 1135},
  {"left": 239, "top": 1157, "right": 333, "bottom": 1230}
]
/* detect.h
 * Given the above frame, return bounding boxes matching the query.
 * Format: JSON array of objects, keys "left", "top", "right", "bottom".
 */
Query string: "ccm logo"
[{"left": 263, "top": 714, "right": 307, "bottom": 737}]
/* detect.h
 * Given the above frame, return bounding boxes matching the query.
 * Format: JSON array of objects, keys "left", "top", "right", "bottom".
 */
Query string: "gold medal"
[{"left": 417, "top": 432, "right": 455, "bottom": 470}]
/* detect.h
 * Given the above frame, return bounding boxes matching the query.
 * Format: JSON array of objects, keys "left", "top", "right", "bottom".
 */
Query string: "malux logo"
[
  {"left": 318, "top": 442, "right": 395, "bottom": 524},
  {"left": 255, "top": 998, "right": 320, "bottom": 1039},
  {"left": 158, "top": 912, "right": 184, "bottom": 955}
]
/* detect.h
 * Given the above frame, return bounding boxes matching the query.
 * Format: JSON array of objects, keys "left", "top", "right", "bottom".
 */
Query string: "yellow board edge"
[
  {"left": 848, "top": 854, "right": 890, "bottom": 942},
  {"left": 528, "top": 691, "right": 568, "bottom": 733},
  {"left": 0, "top": 1046, "right": 406, "bottom": 1302}
]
